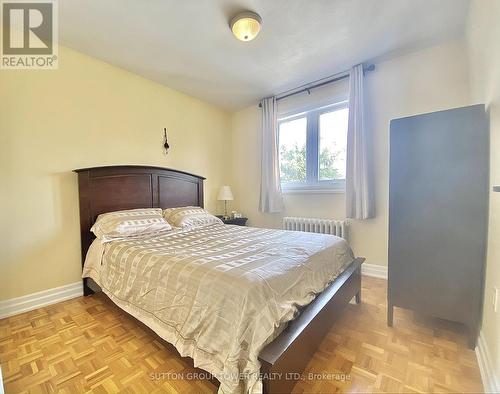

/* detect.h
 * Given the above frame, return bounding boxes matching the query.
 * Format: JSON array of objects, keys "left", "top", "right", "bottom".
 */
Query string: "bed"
[{"left": 75, "top": 165, "right": 364, "bottom": 394}]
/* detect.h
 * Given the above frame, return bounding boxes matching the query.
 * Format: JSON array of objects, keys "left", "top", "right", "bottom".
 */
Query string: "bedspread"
[{"left": 83, "top": 223, "right": 354, "bottom": 393}]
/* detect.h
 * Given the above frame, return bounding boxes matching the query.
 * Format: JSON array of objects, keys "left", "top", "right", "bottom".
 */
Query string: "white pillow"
[
  {"left": 163, "top": 206, "right": 222, "bottom": 229},
  {"left": 91, "top": 208, "right": 172, "bottom": 241}
]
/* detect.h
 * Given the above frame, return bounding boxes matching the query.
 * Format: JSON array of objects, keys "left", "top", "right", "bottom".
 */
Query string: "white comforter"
[{"left": 83, "top": 223, "right": 354, "bottom": 393}]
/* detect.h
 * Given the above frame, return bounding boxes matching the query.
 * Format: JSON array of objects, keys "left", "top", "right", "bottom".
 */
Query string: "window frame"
[{"left": 278, "top": 101, "right": 348, "bottom": 194}]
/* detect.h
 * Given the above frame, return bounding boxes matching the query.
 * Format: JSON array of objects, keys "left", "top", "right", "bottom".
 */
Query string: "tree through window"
[{"left": 278, "top": 103, "right": 348, "bottom": 191}]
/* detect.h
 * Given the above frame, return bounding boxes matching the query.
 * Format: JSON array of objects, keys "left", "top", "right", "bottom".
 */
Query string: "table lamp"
[{"left": 217, "top": 186, "right": 234, "bottom": 220}]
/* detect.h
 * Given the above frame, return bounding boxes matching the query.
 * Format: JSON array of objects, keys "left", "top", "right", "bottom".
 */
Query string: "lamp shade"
[{"left": 217, "top": 186, "right": 234, "bottom": 201}]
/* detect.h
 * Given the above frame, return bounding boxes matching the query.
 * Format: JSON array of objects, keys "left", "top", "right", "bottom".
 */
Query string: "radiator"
[{"left": 283, "top": 216, "right": 348, "bottom": 239}]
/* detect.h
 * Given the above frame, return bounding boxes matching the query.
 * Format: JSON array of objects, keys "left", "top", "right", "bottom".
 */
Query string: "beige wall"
[
  {"left": 230, "top": 40, "right": 471, "bottom": 266},
  {"left": 467, "top": 0, "right": 500, "bottom": 379},
  {"left": 0, "top": 46, "right": 231, "bottom": 301}
]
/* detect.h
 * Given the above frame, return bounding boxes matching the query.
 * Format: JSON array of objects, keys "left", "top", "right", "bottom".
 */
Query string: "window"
[{"left": 278, "top": 103, "right": 348, "bottom": 192}]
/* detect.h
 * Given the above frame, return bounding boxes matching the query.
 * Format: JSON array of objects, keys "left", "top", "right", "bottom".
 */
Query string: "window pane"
[
  {"left": 279, "top": 117, "right": 307, "bottom": 183},
  {"left": 319, "top": 108, "right": 348, "bottom": 180}
]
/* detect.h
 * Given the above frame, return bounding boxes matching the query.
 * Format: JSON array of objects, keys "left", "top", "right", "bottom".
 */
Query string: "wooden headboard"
[{"left": 74, "top": 165, "right": 205, "bottom": 268}]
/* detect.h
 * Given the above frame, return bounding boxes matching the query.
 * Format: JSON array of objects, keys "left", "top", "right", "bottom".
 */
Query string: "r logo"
[
  {"left": 2, "top": 2, "right": 53, "bottom": 54},
  {"left": 1, "top": 0, "right": 57, "bottom": 68}
]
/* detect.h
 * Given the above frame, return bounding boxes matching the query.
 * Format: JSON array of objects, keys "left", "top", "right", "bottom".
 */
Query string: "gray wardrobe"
[{"left": 388, "top": 104, "right": 488, "bottom": 348}]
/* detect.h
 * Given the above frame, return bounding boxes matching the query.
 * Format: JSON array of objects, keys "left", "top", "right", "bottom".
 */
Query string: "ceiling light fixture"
[{"left": 230, "top": 11, "right": 262, "bottom": 42}]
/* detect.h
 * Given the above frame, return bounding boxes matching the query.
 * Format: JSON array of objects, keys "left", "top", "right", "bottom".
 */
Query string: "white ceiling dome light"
[{"left": 230, "top": 11, "right": 262, "bottom": 42}]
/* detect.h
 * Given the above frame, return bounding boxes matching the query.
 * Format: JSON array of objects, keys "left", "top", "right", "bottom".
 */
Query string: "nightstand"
[{"left": 217, "top": 216, "right": 248, "bottom": 226}]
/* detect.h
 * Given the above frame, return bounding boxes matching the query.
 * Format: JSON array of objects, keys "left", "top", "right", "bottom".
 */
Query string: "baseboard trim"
[
  {"left": 0, "top": 365, "right": 4, "bottom": 394},
  {"left": 361, "top": 263, "right": 388, "bottom": 279},
  {"left": 0, "top": 266, "right": 388, "bottom": 319},
  {"left": 476, "top": 330, "right": 500, "bottom": 393},
  {"left": 0, "top": 282, "right": 83, "bottom": 319}
]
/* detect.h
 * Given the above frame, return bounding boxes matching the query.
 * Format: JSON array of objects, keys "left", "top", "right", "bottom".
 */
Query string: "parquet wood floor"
[{"left": 0, "top": 277, "right": 483, "bottom": 393}]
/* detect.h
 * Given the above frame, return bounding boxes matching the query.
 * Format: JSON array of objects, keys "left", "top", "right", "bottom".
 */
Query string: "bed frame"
[{"left": 74, "top": 165, "right": 364, "bottom": 394}]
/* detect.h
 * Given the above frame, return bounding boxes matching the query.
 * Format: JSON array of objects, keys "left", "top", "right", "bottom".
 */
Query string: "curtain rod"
[{"left": 258, "top": 64, "right": 375, "bottom": 108}]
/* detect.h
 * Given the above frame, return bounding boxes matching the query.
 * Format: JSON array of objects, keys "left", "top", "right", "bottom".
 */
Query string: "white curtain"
[
  {"left": 259, "top": 97, "right": 284, "bottom": 213},
  {"left": 346, "top": 64, "right": 375, "bottom": 219}
]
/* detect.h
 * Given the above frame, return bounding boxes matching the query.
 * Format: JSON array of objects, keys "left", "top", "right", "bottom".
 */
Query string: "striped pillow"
[
  {"left": 91, "top": 208, "right": 172, "bottom": 241},
  {"left": 163, "top": 206, "right": 222, "bottom": 229}
]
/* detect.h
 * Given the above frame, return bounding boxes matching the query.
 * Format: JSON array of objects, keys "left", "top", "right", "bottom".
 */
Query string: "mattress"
[{"left": 83, "top": 223, "right": 354, "bottom": 394}]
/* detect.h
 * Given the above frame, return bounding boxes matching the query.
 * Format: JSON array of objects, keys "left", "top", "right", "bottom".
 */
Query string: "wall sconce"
[{"left": 163, "top": 128, "right": 170, "bottom": 155}]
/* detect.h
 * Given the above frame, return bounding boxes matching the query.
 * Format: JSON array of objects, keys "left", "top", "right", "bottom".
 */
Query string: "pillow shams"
[
  {"left": 91, "top": 208, "right": 172, "bottom": 240},
  {"left": 163, "top": 206, "right": 222, "bottom": 228}
]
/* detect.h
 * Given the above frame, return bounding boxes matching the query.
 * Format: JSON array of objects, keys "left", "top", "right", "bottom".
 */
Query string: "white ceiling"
[{"left": 60, "top": 0, "right": 470, "bottom": 110}]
